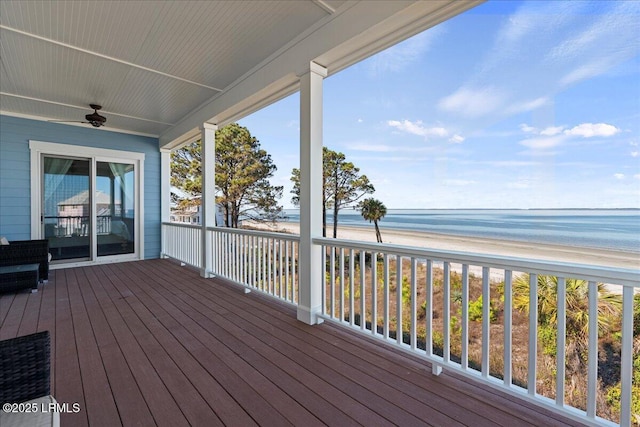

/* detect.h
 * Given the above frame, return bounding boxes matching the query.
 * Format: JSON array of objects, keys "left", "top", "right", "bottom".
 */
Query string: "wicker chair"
[
  {"left": 0, "top": 239, "right": 50, "bottom": 282},
  {"left": 0, "top": 331, "right": 51, "bottom": 403},
  {"left": 0, "top": 331, "right": 60, "bottom": 426}
]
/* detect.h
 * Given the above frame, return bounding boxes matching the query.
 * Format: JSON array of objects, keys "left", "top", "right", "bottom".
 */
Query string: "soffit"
[{"left": 0, "top": 0, "right": 340, "bottom": 136}]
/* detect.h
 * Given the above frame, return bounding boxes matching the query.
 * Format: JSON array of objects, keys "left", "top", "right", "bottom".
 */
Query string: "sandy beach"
[{"left": 244, "top": 220, "right": 640, "bottom": 272}]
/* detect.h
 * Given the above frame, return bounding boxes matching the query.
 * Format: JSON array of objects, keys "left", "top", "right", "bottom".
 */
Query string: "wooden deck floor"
[{"left": 1, "top": 259, "right": 583, "bottom": 427}]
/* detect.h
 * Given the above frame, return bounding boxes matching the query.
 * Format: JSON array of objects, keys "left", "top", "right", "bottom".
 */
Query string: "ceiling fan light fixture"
[{"left": 85, "top": 104, "right": 107, "bottom": 127}]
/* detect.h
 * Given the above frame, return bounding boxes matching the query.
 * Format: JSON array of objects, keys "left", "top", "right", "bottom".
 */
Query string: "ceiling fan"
[{"left": 49, "top": 104, "right": 107, "bottom": 127}]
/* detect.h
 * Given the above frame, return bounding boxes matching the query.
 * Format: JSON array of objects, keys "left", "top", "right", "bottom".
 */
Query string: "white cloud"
[
  {"left": 540, "top": 126, "right": 564, "bottom": 136},
  {"left": 387, "top": 120, "right": 450, "bottom": 139},
  {"left": 517, "top": 123, "right": 620, "bottom": 153},
  {"left": 436, "top": 1, "right": 640, "bottom": 128},
  {"left": 520, "top": 123, "right": 536, "bottom": 133},
  {"left": 614, "top": 173, "right": 625, "bottom": 180},
  {"left": 634, "top": 174, "right": 640, "bottom": 180},
  {"left": 564, "top": 123, "right": 620, "bottom": 138},
  {"left": 449, "top": 134, "right": 465, "bottom": 144},
  {"left": 631, "top": 151, "right": 639, "bottom": 158},
  {"left": 505, "top": 97, "right": 550, "bottom": 115},
  {"left": 357, "top": 118, "right": 363, "bottom": 123},
  {"left": 519, "top": 135, "right": 567, "bottom": 150},
  {"left": 551, "top": 1, "right": 640, "bottom": 86},
  {"left": 437, "top": 86, "right": 506, "bottom": 118},
  {"left": 369, "top": 28, "right": 442, "bottom": 76},
  {"left": 560, "top": 60, "right": 615, "bottom": 86}
]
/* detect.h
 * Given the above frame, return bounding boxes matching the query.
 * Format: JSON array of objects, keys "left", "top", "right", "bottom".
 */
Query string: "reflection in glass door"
[
  {"left": 43, "top": 156, "right": 91, "bottom": 261},
  {"left": 97, "top": 161, "right": 135, "bottom": 257}
]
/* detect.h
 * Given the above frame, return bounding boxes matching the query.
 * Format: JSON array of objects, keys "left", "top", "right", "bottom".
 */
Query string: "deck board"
[
  {"left": 0, "top": 259, "right": 584, "bottom": 427},
  {"left": 78, "top": 266, "right": 157, "bottom": 427}
]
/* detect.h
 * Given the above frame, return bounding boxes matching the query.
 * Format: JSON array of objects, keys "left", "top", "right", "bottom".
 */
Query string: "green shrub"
[
  {"left": 538, "top": 325, "right": 557, "bottom": 357},
  {"left": 468, "top": 295, "right": 497, "bottom": 322},
  {"left": 606, "top": 350, "right": 640, "bottom": 422},
  {"left": 402, "top": 276, "right": 411, "bottom": 304}
]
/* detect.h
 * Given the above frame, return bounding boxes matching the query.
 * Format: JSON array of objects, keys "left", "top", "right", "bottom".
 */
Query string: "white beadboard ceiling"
[{"left": 0, "top": 0, "right": 481, "bottom": 145}]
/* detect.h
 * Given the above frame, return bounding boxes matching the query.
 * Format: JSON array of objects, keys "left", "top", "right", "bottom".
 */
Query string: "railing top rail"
[
  {"left": 314, "top": 237, "right": 640, "bottom": 288},
  {"left": 162, "top": 221, "right": 201, "bottom": 230},
  {"left": 208, "top": 226, "right": 300, "bottom": 242}
]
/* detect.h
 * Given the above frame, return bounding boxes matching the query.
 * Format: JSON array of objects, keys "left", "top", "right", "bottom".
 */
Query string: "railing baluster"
[
  {"left": 240, "top": 234, "right": 245, "bottom": 283},
  {"left": 253, "top": 235, "right": 258, "bottom": 288},
  {"left": 503, "top": 270, "right": 513, "bottom": 387},
  {"left": 292, "top": 241, "right": 297, "bottom": 304},
  {"left": 340, "top": 248, "right": 345, "bottom": 323},
  {"left": 262, "top": 237, "right": 266, "bottom": 292},
  {"left": 425, "top": 259, "right": 433, "bottom": 356},
  {"left": 443, "top": 262, "right": 450, "bottom": 363},
  {"left": 227, "top": 233, "right": 231, "bottom": 279},
  {"left": 279, "top": 239, "right": 284, "bottom": 299},
  {"left": 286, "top": 240, "right": 290, "bottom": 302},
  {"left": 360, "top": 250, "right": 366, "bottom": 331},
  {"left": 272, "top": 238, "right": 277, "bottom": 295},
  {"left": 268, "top": 238, "right": 273, "bottom": 294},
  {"left": 349, "top": 249, "right": 355, "bottom": 327},
  {"left": 620, "top": 286, "right": 633, "bottom": 427},
  {"left": 396, "top": 255, "right": 403, "bottom": 346},
  {"left": 556, "top": 277, "right": 566, "bottom": 407},
  {"left": 330, "top": 246, "right": 336, "bottom": 319},
  {"left": 321, "top": 244, "right": 326, "bottom": 311},
  {"left": 461, "top": 264, "right": 469, "bottom": 370},
  {"left": 410, "top": 257, "right": 417, "bottom": 350},
  {"left": 371, "top": 251, "right": 377, "bottom": 336},
  {"left": 383, "top": 253, "right": 390, "bottom": 339},
  {"left": 481, "top": 266, "right": 490, "bottom": 377},
  {"left": 528, "top": 273, "right": 538, "bottom": 396}
]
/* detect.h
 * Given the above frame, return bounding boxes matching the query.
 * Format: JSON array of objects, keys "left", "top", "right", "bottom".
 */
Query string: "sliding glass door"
[
  {"left": 43, "top": 156, "right": 91, "bottom": 261},
  {"left": 96, "top": 161, "right": 135, "bottom": 257},
  {"left": 40, "top": 152, "right": 139, "bottom": 263}
]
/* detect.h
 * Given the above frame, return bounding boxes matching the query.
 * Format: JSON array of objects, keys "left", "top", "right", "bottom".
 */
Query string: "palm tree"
[
  {"left": 358, "top": 198, "right": 387, "bottom": 243},
  {"left": 512, "top": 274, "right": 621, "bottom": 349}
]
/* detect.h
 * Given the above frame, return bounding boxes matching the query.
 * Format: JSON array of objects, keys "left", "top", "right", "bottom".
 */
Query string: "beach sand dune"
[{"left": 244, "top": 220, "right": 639, "bottom": 273}]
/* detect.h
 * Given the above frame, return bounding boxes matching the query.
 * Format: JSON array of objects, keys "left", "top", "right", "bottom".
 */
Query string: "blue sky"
[{"left": 238, "top": 0, "right": 640, "bottom": 209}]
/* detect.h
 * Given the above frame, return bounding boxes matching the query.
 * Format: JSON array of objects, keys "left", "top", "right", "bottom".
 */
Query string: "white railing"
[
  {"left": 161, "top": 222, "right": 202, "bottom": 268},
  {"left": 314, "top": 237, "right": 639, "bottom": 427},
  {"left": 159, "top": 222, "right": 637, "bottom": 426},
  {"left": 209, "top": 227, "right": 299, "bottom": 305}
]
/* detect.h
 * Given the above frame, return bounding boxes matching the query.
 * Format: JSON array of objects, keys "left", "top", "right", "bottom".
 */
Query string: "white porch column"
[
  {"left": 200, "top": 123, "right": 218, "bottom": 277},
  {"left": 297, "top": 61, "right": 327, "bottom": 325},
  {"left": 160, "top": 148, "right": 171, "bottom": 258}
]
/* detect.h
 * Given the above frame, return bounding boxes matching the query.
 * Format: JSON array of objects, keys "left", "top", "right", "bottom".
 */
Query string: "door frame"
[{"left": 30, "top": 140, "right": 145, "bottom": 267}]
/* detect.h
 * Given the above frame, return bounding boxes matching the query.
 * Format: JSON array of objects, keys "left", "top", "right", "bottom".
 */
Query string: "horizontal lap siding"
[
  {"left": 0, "top": 115, "right": 160, "bottom": 258},
  {"left": 0, "top": 132, "right": 31, "bottom": 239}
]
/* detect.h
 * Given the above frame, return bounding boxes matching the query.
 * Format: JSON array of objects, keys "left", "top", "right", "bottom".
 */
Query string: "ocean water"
[{"left": 281, "top": 209, "right": 640, "bottom": 253}]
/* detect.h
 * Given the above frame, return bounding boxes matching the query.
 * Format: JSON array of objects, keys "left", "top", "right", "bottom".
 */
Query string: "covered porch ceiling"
[{"left": 0, "top": 0, "right": 482, "bottom": 149}]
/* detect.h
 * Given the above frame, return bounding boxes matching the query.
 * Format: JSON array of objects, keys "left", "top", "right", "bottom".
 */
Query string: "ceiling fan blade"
[{"left": 47, "top": 104, "right": 107, "bottom": 128}]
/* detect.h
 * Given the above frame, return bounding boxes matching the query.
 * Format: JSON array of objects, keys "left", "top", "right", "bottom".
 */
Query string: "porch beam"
[
  {"left": 297, "top": 61, "right": 327, "bottom": 325},
  {"left": 201, "top": 123, "right": 217, "bottom": 277}
]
